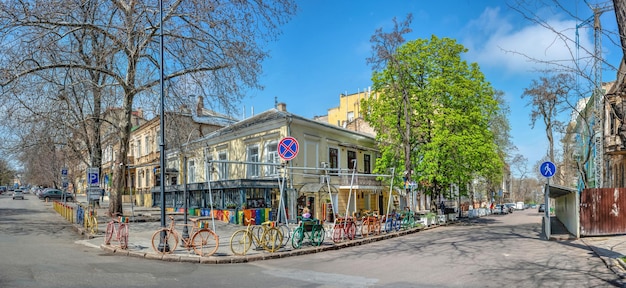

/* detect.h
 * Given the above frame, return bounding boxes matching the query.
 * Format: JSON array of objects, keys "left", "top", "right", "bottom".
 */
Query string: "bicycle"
[
  {"left": 104, "top": 213, "right": 129, "bottom": 249},
  {"left": 75, "top": 205, "right": 84, "bottom": 226},
  {"left": 254, "top": 221, "right": 291, "bottom": 248},
  {"left": 151, "top": 215, "right": 219, "bottom": 257},
  {"left": 400, "top": 210, "right": 415, "bottom": 229},
  {"left": 84, "top": 206, "right": 98, "bottom": 235},
  {"left": 230, "top": 218, "right": 283, "bottom": 256},
  {"left": 291, "top": 217, "right": 325, "bottom": 249},
  {"left": 331, "top": 216, "right": 356, "bottom": 243},
  {"left": 382, "top": 213, "right": 401, "bottom": 233},
  {"left": 360, "top": 211, "right": 381, "bottom": 237}
]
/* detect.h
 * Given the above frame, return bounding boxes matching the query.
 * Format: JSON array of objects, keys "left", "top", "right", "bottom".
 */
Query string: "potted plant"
[{"left": 425, "top": 212, "right": 437, "bottom": 226}]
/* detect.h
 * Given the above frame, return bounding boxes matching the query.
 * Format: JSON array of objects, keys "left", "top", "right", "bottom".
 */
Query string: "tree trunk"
[{"left": 109, "top": 95, "right": 133, "bottom": 216}]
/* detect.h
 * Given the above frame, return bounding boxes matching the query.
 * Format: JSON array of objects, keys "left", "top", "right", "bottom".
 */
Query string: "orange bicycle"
[{"left": 151, "top": 215, "right": 219, "bottom": 257}]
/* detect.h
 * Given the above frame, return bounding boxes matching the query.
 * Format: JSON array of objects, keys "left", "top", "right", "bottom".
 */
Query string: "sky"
[{"left": 240, "top": 0, "right": 622, "bottom": 177}]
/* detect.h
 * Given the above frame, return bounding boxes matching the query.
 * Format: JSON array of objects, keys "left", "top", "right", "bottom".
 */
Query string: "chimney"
[
  {"left": 277, "top": 102, "right": 287, "bottom": 112},
  {"left": 196, "top": 95, "right": 204, "bottom": 116}
]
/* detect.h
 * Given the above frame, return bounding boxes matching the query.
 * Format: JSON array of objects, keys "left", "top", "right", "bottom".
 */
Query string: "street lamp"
[
  {"left": 182, "top": 155, "right": 189, "bottom": 240},
  {"left": 157, "top": 0, "right": 169, "bottom": 253}
]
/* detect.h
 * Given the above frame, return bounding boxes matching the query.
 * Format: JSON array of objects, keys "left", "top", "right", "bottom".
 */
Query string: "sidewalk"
[
  {"left": 70, "top": 200, "right": 626, "bottom": 274},
  {"left": 73, "top": 200, "right": 441, "bottom": 264}
]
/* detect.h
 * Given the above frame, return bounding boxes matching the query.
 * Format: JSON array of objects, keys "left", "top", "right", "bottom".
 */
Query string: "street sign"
[
  {"left": 540, "top": 161, "right": 556, "bottom": 178},
  {"left": 61, "top": 167, "right": 68, "bottom": 177},
  {"left": 278, "top": 136, "right": 299, "bottom": 161},
  {"left": 87, "top": 167, "right": 100, "bottom": 187}
]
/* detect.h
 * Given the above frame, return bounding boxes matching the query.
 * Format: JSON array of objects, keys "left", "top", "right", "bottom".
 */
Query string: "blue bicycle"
[{"left": 382, "top": 213, "right": 401, "bottom": 232}]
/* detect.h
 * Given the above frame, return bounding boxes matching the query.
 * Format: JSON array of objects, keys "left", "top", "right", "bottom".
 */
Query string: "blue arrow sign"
[{"left": 540, "top": 161, "right": 556, "bottom": 178}]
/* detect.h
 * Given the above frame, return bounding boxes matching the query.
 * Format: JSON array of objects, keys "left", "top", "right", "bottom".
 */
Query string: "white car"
[{"left": 12, "top": 190, "right": 24, "bottom": 200}]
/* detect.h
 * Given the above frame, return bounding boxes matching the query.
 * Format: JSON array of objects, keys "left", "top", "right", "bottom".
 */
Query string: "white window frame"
[
  {"left": 218, "top": 151, "right": 228, "bottom": 180},
  {"left": 265, "top": 141, "right": 279, "bottom": 176},
  {"left": 247, "top": 144, "right": 260, "bottom": 178}
]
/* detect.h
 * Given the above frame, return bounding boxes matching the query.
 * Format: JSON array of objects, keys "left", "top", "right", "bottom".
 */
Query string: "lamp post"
[
  {"left": 157, "top": 0, "right": 169, "bottom": 253},
  {"left": 182, "top": 155, "right": 189, "bottom": 240}
]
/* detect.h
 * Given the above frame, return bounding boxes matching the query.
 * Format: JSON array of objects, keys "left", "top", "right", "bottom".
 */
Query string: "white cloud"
[{"left": 462, "top": 7, "right": 594, "bottom": 75}]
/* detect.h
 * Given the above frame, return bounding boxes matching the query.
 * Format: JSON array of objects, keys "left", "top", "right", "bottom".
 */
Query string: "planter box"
[{"left": 437, "top": 215, "right": 447, "bottom": 224}]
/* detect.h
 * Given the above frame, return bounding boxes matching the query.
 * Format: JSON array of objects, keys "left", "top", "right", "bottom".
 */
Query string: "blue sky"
[{"left": 241, "top": 0, "right": 621, "bottom": 176}]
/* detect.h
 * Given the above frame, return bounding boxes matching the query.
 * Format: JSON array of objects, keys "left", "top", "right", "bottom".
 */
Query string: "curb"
[{"left": 91, "top": 221, "right": 456, "bottom": 265}]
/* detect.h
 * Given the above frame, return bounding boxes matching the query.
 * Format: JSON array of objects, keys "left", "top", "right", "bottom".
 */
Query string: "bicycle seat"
[{"left": 188, "top": 217, "right": 198, "bottom": 222}]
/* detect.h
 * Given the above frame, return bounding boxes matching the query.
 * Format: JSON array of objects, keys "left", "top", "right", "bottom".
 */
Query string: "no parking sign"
[{"left": 278, "top": 137, "right": 299, "bottom": 161}]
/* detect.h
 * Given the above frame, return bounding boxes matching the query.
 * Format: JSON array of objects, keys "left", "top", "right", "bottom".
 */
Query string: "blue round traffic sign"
[
  {"left": 540, "top": 161, "right": 556, "bottom": 178},
  {"left": 278, "top": 137, "right": 299, "bottom": 161}
]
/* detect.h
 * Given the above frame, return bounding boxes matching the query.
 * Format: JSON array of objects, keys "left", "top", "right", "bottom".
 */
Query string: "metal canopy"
[{"left": 547, "top": 184, "right": 577, "bottom": 198}]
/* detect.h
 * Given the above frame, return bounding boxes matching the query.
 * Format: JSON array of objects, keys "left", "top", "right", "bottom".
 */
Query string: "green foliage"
[{"left": 363, "top": 35, "right": 504, "bottom": 197}]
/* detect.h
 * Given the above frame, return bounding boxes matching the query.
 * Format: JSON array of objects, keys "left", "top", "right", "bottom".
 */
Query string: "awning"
[
  {"left": 547, "top": 184, "right": 577, "bottom": 198},
  {"left": 299, "top": 183, "right": 338, "bottom": 193}
]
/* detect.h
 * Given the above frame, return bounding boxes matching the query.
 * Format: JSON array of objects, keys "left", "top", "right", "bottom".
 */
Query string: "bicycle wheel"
[
  {"left": 230, "top": 230, "right": 252, "bottom": 256},
  {"left": 104, "top": 221, "right": 114, "bottom": 245},
  {"left": 262, "top": 227, "right": 283, "bottom": 253},
  {"left": 360, "top": 219, "right": 370, "bottom": 237},
  {"left": 192, "top": 229, "right": 219, "bottom": 257},
  {"left": 332, "top": 223, "right": 343, "bottom": 243},
  {"left": 373, "top": 220, "right": 381, "bottom": 235},
  {"left": 252, "top": 225, "right": 264, "bottom": 249},
  {"left": 291, "top": 227, "right": 304, "bottom": 249},
  {"left": 88, "top": 216, "right": 98, "bottom": 235},
  {"left": 151, "top": 228, "right": 178, "bottom": 254},
  {"left": 346, "top": 222, "right": 356, "bottom": 240},
  {"left": 277, "top": 224, "right": 291, "bottom": 247},
  {"left": 312, "top": 226, "right": 325, "bottom": 246},
  {"left": 119, "top": 223, "right": 129, "bottom": 249}
]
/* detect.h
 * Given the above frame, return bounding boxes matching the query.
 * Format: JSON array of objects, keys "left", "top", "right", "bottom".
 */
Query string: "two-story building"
[{"left": 154, "top": 103, "right": 389, "bottom": 224}]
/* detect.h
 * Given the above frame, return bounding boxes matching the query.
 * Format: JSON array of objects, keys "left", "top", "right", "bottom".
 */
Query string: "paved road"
[{"left": 1, "top": 193, "right": 623, "bottom": 287}]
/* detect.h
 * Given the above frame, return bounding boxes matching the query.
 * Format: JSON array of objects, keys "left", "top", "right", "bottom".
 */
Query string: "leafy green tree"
[{"left": 363, "top": 15, "right": 503, "bottom": 201}]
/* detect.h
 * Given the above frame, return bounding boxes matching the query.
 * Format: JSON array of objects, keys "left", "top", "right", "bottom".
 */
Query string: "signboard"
[
  {"left": 278, "top": 136, "right": 299, "bottom": 161},
  {"left": 87, "top": 167, "right": 100, "bottom": 187},
  {"left": 540, "top": 161, "right": 556, "bottom": 178},
  {"left": 87, "top": 187, "right": 101, "bottom": 201},
  {"left": 61, "top": 167, "right": 68, "bottom": 177}
]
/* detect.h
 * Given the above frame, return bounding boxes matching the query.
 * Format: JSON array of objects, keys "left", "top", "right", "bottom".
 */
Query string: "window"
[
  {"left": 137, "top": 139, "right": 142, "bottom": 157},
  {"left": 247, "top": 145, "right": 260, "bottom": 178},
  {"left": 329, "top": 147, "right": 338, "bottom": 174},
  {"left": 364, "top": 154, "right": 371, "bottom": 174},
  {"left": 348, "top": 150, "right": 356, "bottom": 170},
  {"left": 218, "top": 151, "right": 228, "bottom": 180},
  {"left": 145, "top": 136, "right": 150, "bottom": 154},
  {"left": 347, "top": 111, "right": 354, "bottom": 122},
  {"left": 145, "top": 169, "right": 150, "bottom": 187},
  {"left": 156, "top": 130, "right": 161, "bottom": 151},
  {"left": 265, "top": 142, "right": 279, "bottom": 176},
  {"left": 188, "top": 159, "right": 195, "bottom": 183}
]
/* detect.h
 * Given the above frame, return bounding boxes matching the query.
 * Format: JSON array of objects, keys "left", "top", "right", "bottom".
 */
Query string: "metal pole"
[
  {"left": 129, "top": 165, "right": 134, "bottom": 221},
  {"left": 182, "top": 155, "right": 189, "bottom": 240},
  {"left": 157, "top": 0, "right": 169, "bottom": 253}
]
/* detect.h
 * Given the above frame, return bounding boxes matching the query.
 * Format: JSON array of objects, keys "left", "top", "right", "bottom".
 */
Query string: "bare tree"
[
  {"left": 522, "top": 73, "right": 574, "bottom": 163},
  {"left": 0, "top": 1, "right": 297, "bottom": 215}
]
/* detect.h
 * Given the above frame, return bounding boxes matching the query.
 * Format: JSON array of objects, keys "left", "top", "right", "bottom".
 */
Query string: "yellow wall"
[{"left": 327, "top": 89, "right": 377, "bottom": 128}]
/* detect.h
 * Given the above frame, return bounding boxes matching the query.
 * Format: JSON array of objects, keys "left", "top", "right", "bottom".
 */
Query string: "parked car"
[
  {"left": 494, "top": 204, "right": 509, "bottom": 214},
  {"left": 12, "top": 189, "right": 24, "bottom": 200},
  {"left": 505, "top": 203, "right": 516, "bottom": 213},
  {"left": 38, "top": 189, "right": 73, "bottom": 202},
  {"left": 538, "top": 204, "right": 545, "bottom": 212}
]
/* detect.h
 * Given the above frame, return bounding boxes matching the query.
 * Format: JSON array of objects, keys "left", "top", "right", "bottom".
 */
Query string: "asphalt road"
[{"left": 0, "top": 193, "right": 622, "bottom": 288}]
